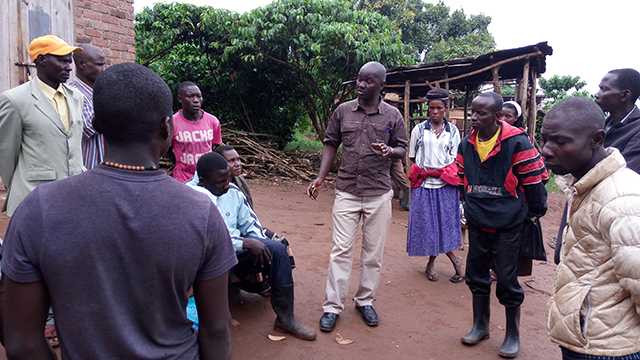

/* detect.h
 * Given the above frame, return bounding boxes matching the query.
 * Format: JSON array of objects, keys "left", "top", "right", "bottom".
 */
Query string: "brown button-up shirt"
[{"left": 324, "top": 99, "right": 407, "bottom": 197}]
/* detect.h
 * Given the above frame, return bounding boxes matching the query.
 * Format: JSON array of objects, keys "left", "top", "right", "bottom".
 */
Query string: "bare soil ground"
[{"left": 0, "top": 181, "right": 565, "bottom": 359}]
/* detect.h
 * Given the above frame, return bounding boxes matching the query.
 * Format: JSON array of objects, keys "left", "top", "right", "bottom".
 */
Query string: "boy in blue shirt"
[{"left": 187, "top": 152, "right": 316, "bottom": 341}]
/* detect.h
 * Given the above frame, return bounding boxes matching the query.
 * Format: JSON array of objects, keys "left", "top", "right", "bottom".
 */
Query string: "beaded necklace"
[{"left": 102, "top": 161, "right": 158, "bottom": 171}]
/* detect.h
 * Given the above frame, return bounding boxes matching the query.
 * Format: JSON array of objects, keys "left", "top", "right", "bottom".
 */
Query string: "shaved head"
[
  {"left": 73, "top": 43, "right": 105, "bottom": 85},
  {"left": 197, "top": 152, "right": 231, "bottom": 196},
  {"left": 356, "top": 61, "right": 386, "bottom": 102},
  {"left": 359, "top": 61, "right": 386, "bottom": 83},
  {"left": 74, "top": 44, "right": 104, "bottom": 64},
  {"left": 476, "top": 92, "right": 503, "bottom": 113},
  {"left": 541, "top": 97, "right": 607, "bottom": 178},
  {"left": 544, "top": 97, "right": 605, "bottom": 133}
]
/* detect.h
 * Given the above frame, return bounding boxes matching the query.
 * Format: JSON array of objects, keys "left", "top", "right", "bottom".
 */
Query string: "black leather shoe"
[
  {"left": 356, "top": 305, "right": 379, "bottom": 327},
  {"left": 319, "top": 312, "right": 339, "bottom": 332}
]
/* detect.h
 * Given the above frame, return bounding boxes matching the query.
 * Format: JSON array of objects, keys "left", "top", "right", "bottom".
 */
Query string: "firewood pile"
[
  {"left": 159, "top": 129, "right": 318, "bottom": 182},
  {"left": 224, "top": 129, "right": 316, "bottom": 181}
]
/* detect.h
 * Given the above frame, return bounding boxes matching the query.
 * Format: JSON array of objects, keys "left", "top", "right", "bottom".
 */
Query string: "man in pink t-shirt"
[{"left": 171, "top": 81, "right": 222, "bottom": 182}]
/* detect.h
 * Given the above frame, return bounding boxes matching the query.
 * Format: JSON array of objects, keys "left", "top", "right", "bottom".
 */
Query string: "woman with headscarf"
[
  {"left": 406, "top": 88, "right": 464, "bottom": 283},
  {"left": 500, "top": 101, "right": 525, "bottom": 129}
]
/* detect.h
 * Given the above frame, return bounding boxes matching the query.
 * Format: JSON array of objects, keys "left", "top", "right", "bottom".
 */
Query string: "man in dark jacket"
[
  {"left": 457, "top": 92, "right": 548, "bottom": 359},
  {"left": 595, "top": 68, "right": 640, "bottom": 173}
]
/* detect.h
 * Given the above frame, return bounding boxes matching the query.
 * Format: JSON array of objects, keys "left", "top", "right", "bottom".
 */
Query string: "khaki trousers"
[{"left": 322, "top": 189, "right": 393, "bottom": 313}]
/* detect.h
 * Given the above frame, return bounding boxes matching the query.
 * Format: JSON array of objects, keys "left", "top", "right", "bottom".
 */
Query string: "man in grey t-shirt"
[{"left": 1, "top": 64, "right": 237, "bottom": 359}]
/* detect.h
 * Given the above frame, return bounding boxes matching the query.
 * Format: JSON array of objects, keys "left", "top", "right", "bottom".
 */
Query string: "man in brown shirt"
[{"left": 307, "top": 61, "right": 407, "bottom": 332}]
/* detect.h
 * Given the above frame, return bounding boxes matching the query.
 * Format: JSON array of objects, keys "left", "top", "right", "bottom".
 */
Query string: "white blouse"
[{"left": 408, "top": 120, "right": 461, "bottom": 189}]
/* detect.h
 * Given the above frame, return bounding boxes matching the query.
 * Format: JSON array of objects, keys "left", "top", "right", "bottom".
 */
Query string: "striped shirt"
[{"left": 68, "top": 78, "right": 104, "bottom": 169}]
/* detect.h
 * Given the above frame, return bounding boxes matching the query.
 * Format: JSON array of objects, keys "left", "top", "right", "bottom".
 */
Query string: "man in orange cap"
[{"left": 0, "top": 34, "right": 85, "bottom": 216}]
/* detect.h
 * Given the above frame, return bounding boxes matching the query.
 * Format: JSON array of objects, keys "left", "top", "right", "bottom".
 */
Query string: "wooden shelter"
[{"left": 382, "top": 42, "right": 553, "bottom": 138}]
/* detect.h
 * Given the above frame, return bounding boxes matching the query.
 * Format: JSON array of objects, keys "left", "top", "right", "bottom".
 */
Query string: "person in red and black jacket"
[{"left": 457, "top": 92, "right": 548, "bottom": 359}]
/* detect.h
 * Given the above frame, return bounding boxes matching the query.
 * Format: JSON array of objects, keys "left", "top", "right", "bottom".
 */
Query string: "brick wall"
[{"left": 73, "top": 0, "right": 136, "bottom": 64}]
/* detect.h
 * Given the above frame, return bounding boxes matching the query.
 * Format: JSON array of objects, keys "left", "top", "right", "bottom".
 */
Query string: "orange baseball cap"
[{"left": 28, "top": 35, "right": 80, "bottom": 62}]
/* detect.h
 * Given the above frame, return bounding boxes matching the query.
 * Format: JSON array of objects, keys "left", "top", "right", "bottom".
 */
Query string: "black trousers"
[
  {"left": 561, "top": 347, "right": 640, "bottom": 360},
  {"left": 466, "top": 224, "right": 524, "bottom": 307},
  {"left": 233, "top": 237, "right": 293, "bottom": 288}
]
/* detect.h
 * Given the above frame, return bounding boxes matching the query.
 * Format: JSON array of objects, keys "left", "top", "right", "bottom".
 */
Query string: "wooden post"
[
  {"left": 403, "top": 79, "right": 411, "bottom": 135},
  {"left": 403, "top": 80, "right": 411, "bottom": 165},
  {"left": 462, "top": 88, "right": 470, "bottom": 136},
  {"left": 519, "top": 60, "right": 530, "bottom": 121},
  {"left": 528, "top": 69, "right": 538, "bottom": 140},
  {"left": 444, "top": 69, "right": 450, "bottom": 119},
  {"left": 492, "top": 66, "right": 501, "bottom": 94},
  {"left": 445, "top": 81, "right": 451, "bottom": 120}
]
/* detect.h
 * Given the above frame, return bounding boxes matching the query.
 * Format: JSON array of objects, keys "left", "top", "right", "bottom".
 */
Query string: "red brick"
[
  {"left": 94, "top": 4, "right": 110, "bottom": 14},
  {"left": 110, "top": 9, "right": 126, "bottom": 19},
  {"left": 73, "top": 0, "right": 135, "bottom": 65},
  {"left": 111, "top": 42, "right": 127, "bottom": 52},
  {"left": 76, "top": 18, "right": 91, "bottom": 28},
  {"left": 75, "top": 35, "right": 91, "bottom": 43},
  {"left": 103, "top": 15, "right": 120, "bottom": 26},
  {"left": 84, "top": 10, "right": 102, "bottom": 21},
  {"left": 85, "top": 28, "right": 101, "bottom": 37}
]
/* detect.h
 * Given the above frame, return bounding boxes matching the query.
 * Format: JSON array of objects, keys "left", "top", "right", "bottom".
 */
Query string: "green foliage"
[
  {"left": 545, "top": 174, "right": 560, "bottom": 193},
  {"left": 539, "top": 75, "right": 591, "bottom": 111},
  {"left": 354, "top": 0, "right": 495, "bottom": 62},
  {"left": 229, "top": 0, "right": 412, "bottom": 140},
  {"left": 135, "top": 0, "right": 411, "bottom": 146},
  {"left": 534, "top": 74, "right": 592, "bottom": 145},
  {"left": 136, "top": 0, "right": 495, "bottom": 145},
  {"left": 426, "top": 31, "right": 495, "bottom": 63},
  {"left": 501, "top": 84, "right": 516, "bottom": 97},
  {"left": 284, "top": 120, "right": 324, "bottom": 152}
]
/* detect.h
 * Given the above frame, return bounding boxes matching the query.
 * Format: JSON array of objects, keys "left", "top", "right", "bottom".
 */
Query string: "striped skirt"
[{"left": 407, "top": 185, "right": 461, "bottom": 256}]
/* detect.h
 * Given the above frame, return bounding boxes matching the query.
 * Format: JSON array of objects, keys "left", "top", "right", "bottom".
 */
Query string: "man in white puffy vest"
[{"left": 541, "top": 97, "right": 640, "bottom": 360}]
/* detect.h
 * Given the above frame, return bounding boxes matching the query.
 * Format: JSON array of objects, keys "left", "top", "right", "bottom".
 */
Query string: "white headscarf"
[{"left": 503, "top": 101, "right": 522, "bottom": 117}]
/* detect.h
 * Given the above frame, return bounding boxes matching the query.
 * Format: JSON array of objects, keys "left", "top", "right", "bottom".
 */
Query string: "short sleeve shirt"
[
  {"left": 1, "top": 166, "right": 236, "bottom": 359},
  {"left": 172, "top": 110, "right": 223, "bottom": 182},
  {"left": 408, "top": 120, "right": 461, "bottom": 188},
  {"left": 323, "top": 99, "right": 408, "bottom": 197}
]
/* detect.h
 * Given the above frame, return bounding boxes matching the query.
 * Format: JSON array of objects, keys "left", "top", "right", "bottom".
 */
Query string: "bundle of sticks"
[
  {"left": 159, "top": 129, "right": 317, "bottom": 181},
  {"left": 224, "top": 129, "right": 316, "bottom": 181}
]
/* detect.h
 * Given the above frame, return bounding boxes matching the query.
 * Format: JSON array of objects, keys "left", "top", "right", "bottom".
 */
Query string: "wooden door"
[{"left": 0, "top": 0, "right": 74, "bottom": 92}]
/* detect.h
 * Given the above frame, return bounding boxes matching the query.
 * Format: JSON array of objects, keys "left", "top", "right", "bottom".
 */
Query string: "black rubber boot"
[
  {"left": 271, "top": 285, "right": 316, "bottom": 341},
  {"left": 461, "top": 295, "right": 490, "bottom": 345},
  {"left": 498, "top": 306, "right": 520, "bottom": 358}
]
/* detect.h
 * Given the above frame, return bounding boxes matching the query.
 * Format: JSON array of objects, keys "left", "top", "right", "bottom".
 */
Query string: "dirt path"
[{"left": 0, "top": 182, "right": 565, "bottom": 359}]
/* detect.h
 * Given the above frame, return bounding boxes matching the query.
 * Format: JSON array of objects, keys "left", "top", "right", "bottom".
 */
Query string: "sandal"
[
  {"left": 449, "top": 274, "right": 465, "bottom": 283},
  {"left": 426, "top": 271, "right": 439, "bottom": 281},
  {"left": 425, "top": 261, "right": 438, "bottom": 281}
]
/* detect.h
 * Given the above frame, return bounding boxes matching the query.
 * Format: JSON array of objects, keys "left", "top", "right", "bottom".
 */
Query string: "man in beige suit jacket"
[{"left": 0, "top": 35, "right": 84, "bottom": 216}]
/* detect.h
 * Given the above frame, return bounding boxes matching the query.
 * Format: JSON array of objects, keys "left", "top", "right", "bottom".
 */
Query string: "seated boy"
[
  {"left": 215, "top": 144, "right": 296, "bottom": 266},
  {"left": 187, "top": 152, "right": 316, "bottom": 341}
]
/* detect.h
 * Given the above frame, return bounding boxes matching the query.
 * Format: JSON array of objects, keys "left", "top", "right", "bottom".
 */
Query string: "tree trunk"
[{"left": 305, "top": 100, "right": 325, "bottom": 142}]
